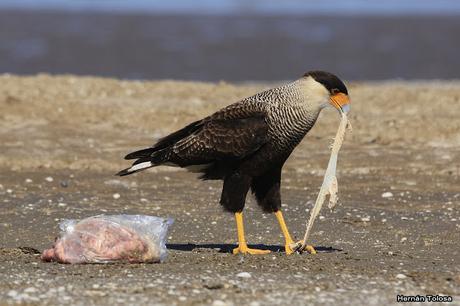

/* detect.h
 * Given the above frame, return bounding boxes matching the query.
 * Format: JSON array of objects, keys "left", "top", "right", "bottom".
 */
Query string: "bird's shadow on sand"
[{"left": 167, "top": 243, "right": 341, "bottom": 254}]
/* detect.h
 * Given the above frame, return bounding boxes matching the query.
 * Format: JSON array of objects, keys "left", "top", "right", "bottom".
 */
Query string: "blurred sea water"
[
  {"left": 2, "top": 0, "right": 460, "bottom": 15},
  {"left": 0, "top": 0, "right": 459, "bottom": 81}
]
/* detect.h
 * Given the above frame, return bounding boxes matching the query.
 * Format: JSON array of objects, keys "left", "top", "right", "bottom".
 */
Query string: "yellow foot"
[
  {"left": 232, "top": 244, "right": 271, "bottom": 255},
  {"left": 288, "top": 241, "right": 317, "bottom": 254},
  {"left": 285, "top": 239, "right": 296, "bottom": 255},
  {"left": 305, "top": 245, "right": 317, "bottom": 254}
]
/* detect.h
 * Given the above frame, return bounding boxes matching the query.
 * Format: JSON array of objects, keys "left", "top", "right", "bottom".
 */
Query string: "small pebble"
[
  {"left": 236, "top": 272, "right": 251, "bottom": 278},
  {"left": 381, "top": 192, "right": 393, "bottom": 198},
  {"left": 396, "top": 273, "right": 407, "bottom": 279},
  {"left": 400, "top": 237, "right": 407, "bottom": 242},
  {"left": 6, "top": 189, "right": 13, "bottom": 193},
  {"left": 361, "top": 217, "right": 370, "bottom": 222},
  {"left": 45, "top": 176, "right": 54, "bottom": 182},
  {"left": 113, "top": 193, "right": 121, "bottom": 199},
  {"left": 25, "top": 178, "right": 33, "bottom": 183},
  {"left": 24, "top": 287, "right": 37, "bottom": 293},
  {"left": 7, "top": 290, "right": 18, "bottom": 298}
]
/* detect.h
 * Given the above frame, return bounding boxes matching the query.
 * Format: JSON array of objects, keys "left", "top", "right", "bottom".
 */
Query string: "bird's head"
[{"left": 303, "top": 70, "right": 350, "bottom": 114}]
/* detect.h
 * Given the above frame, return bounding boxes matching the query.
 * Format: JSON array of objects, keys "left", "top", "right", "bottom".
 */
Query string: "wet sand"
[{"left": 0, "top": 75, "right": 459, "bottom": 305}]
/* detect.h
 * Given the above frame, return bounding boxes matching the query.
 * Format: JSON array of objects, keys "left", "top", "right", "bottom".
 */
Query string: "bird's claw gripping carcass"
[{"left": 289, "top": 241, "right": 317, "bottom": 254}]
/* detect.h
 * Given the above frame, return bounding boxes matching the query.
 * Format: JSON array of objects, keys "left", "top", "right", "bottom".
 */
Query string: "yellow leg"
[
  {"left": 275, "top": 211, "right": 316, "bottom": 255},
  {"left": 232, "top": 212, "right": 270, "bottom": 255}
]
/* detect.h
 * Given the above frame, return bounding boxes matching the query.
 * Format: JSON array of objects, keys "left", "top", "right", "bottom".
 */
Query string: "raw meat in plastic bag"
[{"left": 41, "top": 215, "right": 173, "bottom": 264}]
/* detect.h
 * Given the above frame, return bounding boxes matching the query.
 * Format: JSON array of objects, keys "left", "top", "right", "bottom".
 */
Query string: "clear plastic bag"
[{"left": 41, "top": 215, "right": 173, "bottom": 264}]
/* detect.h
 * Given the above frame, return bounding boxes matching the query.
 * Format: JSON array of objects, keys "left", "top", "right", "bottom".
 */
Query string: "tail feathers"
[
  {"left": 125, "top": 147, "right": 157, "bottom": 160},
  {"left": 117, "top": 147, "right": 172, "bottom": 176},
  {"left": 116, "top": 161, "right": 153, "bottom": 176}
]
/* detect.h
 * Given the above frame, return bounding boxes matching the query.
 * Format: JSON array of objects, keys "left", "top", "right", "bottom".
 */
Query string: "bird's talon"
[
  {"left": 288, "top": 241, "right": 302, "bottom": 253},
  {"left": 289, "top": 241, "right": 317, "bottom": 254},
  {"left": 284, "top": 239, "right": 297, "bottom": 255},
  {"left": 305, "top": 245, "right": 317, "bottom": 254}
]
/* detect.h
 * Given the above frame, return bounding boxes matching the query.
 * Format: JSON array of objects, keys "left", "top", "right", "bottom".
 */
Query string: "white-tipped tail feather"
[
  {"left": 129, "top": 161, "right": 153, "bottom": 172},
  {"left": 116, "top": 161, "right": 153, "bottom": 176}
]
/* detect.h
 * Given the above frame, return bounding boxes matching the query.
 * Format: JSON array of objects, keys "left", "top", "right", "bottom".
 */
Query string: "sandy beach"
[{"left": 1, "top": 75, "right": 459, "bottom": 305}]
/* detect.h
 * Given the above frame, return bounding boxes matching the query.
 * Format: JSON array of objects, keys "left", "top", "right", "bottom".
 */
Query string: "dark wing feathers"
[
  {"left": 124, "top": 101, "right": 269, "bottom": 166},
  {"left": 203, "top": 116, "right": 268, "bottom": 157},
  {"left": 173, "top": 115, "right": 268, "bottom": 163},
  {"left": 124, "top": 119, "right": 204, "bottom": 160},
  {"left": 153, "top": 119, "right": 204, "bottom": 151}
]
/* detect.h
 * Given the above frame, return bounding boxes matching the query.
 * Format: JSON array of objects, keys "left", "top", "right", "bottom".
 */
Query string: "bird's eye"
[{"left": 331, "top": 88, "right": 339, "bottom": 95}]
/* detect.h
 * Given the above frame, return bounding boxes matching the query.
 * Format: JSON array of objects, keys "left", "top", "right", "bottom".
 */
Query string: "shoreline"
[{"left": 1, "top": 11, "right": 460, "bottom": 81}]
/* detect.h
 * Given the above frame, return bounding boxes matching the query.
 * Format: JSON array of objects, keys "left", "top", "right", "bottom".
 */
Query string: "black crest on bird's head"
[{"left": 304, "top": 71, "right": 348, "bottom": 95}]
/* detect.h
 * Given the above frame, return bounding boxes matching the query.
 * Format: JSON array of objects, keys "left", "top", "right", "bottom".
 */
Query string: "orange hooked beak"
[{"left": 330, "top": 92, "right": 350, "bottom": 113}]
